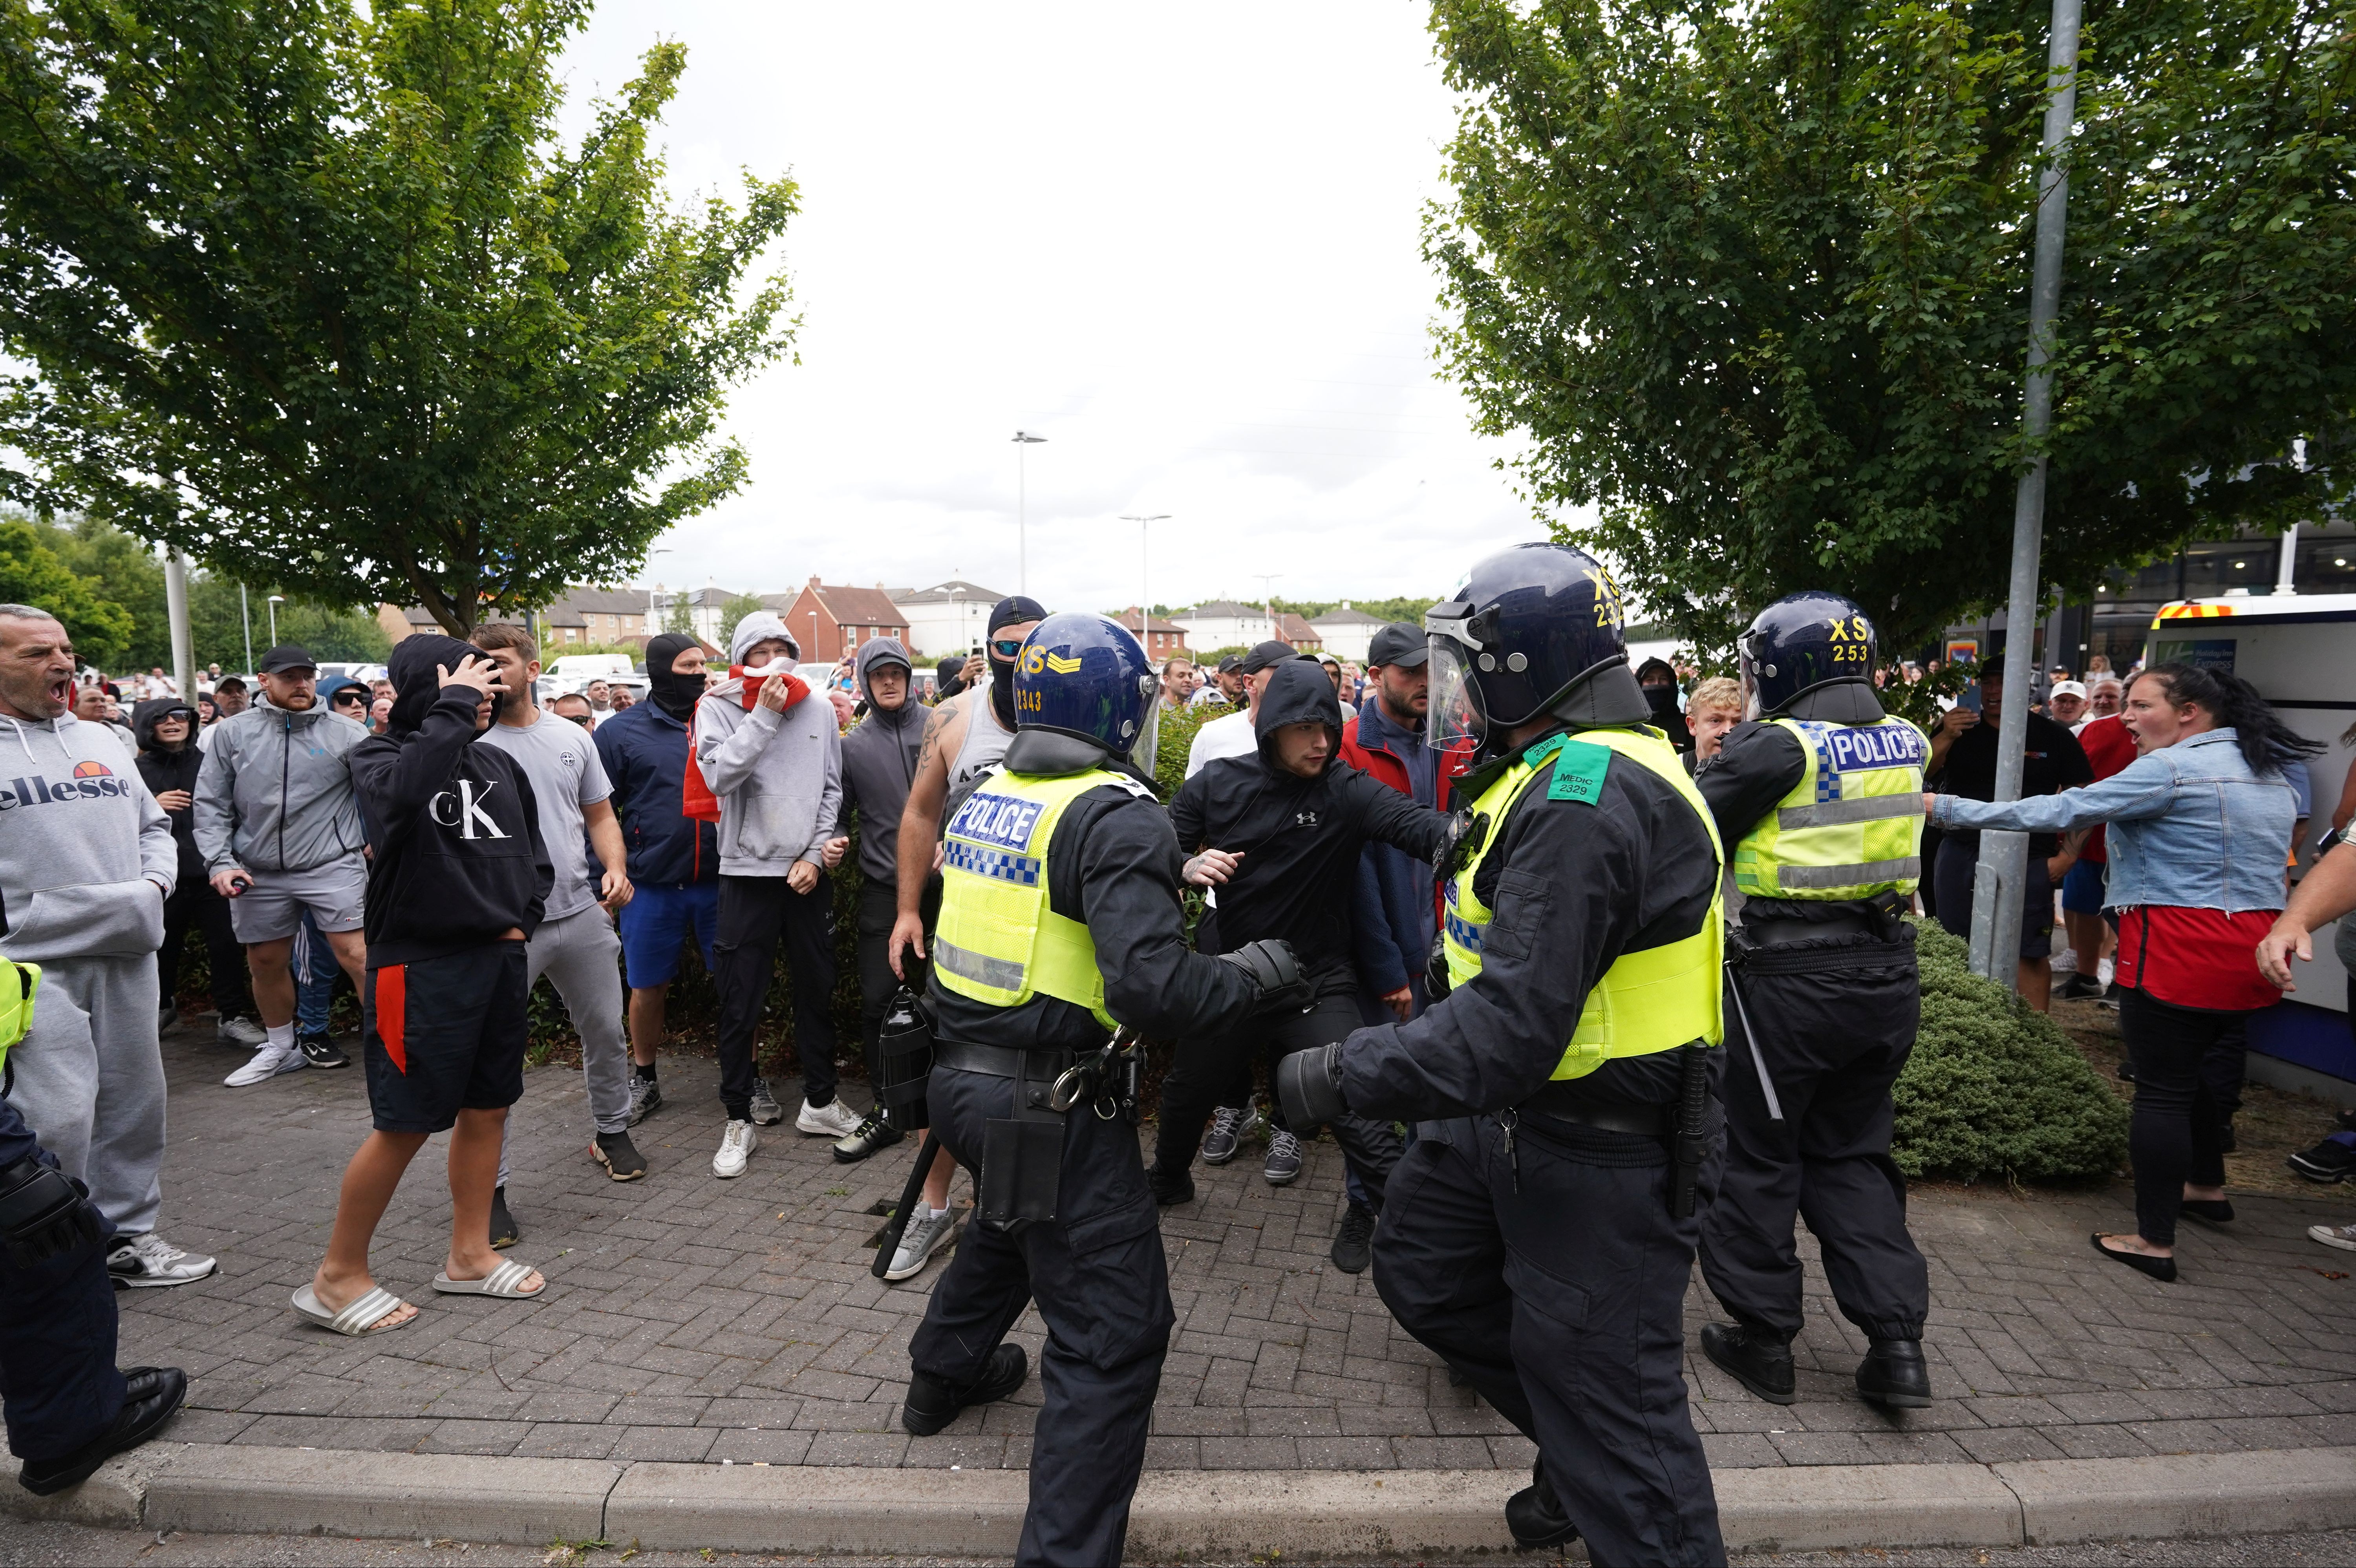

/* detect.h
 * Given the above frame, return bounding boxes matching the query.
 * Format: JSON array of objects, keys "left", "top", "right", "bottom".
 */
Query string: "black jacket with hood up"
[
  {"left": 132, "top": 696, "right": 206, "bottom": 883},
  {"left": 349, "top": 636, "right": 552, "bottom": 968},
  {"left": 1169, "top": 659, "right": 1451, "bottom": 984}
]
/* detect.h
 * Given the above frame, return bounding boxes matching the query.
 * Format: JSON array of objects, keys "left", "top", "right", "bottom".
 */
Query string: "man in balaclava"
[
  {"left": 589, "top": 633, "right": 719, "bottom": 1133},
  {"left": 874, "top": 594, "right": 1043, "bottom": 1283}
]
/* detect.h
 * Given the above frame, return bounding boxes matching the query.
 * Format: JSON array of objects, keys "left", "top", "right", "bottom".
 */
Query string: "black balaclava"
[
  {"left": 388, "top": 635, "right": 481, "bottom": 737},
  {"left": 646, "top": 632, "right": 704, "bottom": 722},
  {"left": 986, "top": 595, "right": 1047, "bottom": 731}
]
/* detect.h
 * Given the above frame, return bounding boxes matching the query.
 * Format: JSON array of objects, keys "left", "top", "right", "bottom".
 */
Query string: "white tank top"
[{"left": 943, "top": 688, "right": 1015, "bottom": 822}]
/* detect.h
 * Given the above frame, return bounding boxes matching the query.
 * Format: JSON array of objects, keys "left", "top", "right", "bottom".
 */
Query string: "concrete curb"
[{"left": 9, "top": 1442, "right": 2355, "bottom": 1556}]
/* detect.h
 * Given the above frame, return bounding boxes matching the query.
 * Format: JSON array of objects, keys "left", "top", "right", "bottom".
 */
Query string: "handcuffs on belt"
[{"left": 1047, "top": 1024, "right": 1142, "bottom": 1122}]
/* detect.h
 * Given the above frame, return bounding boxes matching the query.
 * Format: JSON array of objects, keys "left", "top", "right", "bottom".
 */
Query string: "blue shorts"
[
  {"left": 619, "top": 880, "right": 719, "bottom": 989},
  {"left": 2061, "top": 859, "right": 2107, "bottom": 916}
]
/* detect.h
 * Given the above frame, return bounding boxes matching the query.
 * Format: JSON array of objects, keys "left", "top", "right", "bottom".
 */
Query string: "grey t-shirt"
[{"left": 478, "top": 711, "right": 612, "bottom": 921}]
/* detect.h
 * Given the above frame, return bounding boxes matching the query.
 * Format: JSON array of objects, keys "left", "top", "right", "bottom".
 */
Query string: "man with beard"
[
  {"left": 593, "top": 634, "right": 721, "bottom": 1133},
  {"left": 472, "top": 627, "right": 642, "bottom": 1234},
  {"left": 885, "top": 597, "right": 1044, "bottom": 1236}
]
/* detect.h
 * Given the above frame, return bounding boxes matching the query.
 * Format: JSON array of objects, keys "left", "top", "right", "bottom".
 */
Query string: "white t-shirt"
[
  {"left": 477, "top": 710, "right": 614, "bottom": 921},
  {"left": 1185, "top": 707, "right": 1258, "bottom": 779}
]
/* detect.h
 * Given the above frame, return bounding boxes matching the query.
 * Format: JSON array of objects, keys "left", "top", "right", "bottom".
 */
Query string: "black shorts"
[{"left": 363, "top": 943, "right": 529, "bottom": 1134}]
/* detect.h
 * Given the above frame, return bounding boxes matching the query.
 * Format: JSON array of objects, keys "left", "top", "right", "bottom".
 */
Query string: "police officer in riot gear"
[
  {"left": 1279, "top": 542, "right": 1727, "bottom": 1565},
  {"left": 1694, "top": 591, "right": 1933, "bottom": 1409},
  {"left": 897, "top": 612, "right": 1308, "bottom": 1567}
]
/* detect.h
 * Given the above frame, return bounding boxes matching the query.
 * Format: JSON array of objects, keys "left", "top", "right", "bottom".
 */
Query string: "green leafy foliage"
[
  {"left": 0, "top": 517, "right": 132, "bottom": 663},
  {"left": 1426, "top": 0, "right": 2356, "bottom": 652},
  {"left": 1151, "top": 700, "right": 1233, "bottom": 801},
  {"left": 1894, "top": 917, "right": 2127, "bottom": 1180},
  {"left": 0, "top": 0, "right": 796, "bottom": 635}
]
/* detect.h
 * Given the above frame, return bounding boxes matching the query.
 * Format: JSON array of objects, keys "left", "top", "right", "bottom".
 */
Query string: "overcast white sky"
[{"left": 554, "top": 0, "right": 1561, "bottom": 616}]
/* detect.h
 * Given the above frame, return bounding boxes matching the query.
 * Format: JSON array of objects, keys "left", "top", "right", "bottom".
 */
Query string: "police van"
[{"left": 2145, "top": 593, "right": 2356, "bottom": 1100}]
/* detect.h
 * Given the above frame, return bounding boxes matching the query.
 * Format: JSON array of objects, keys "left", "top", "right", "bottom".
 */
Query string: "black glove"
[
  {"left": 1277, "top": 1042, "right": 1349, "bottom": 1129},
  {"left": 1426, "top": 932, "right": 1452, "bottom": 1000},
  {"left": 1218, "top": 938, "right": 1313, "bottom": 1014},
  {"left": 1436, "top": 808, "right": 1488, "bottom": 881},
  {"left": 0, "top": 1155, "right": 106, "bottom": 1269}
]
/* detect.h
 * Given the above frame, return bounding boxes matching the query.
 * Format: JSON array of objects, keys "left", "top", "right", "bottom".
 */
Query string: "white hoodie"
[{"left": 0, "top": 712, "right": 176, "bottom": 962}]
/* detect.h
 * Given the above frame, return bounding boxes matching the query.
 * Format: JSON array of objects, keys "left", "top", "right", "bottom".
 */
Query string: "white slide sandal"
[
  {"left": 431, "top": 1258, "right": 545, "bottom": 1299},
  {"left": 291, "top": 1283, "right": 414, "bottom": 1336}
]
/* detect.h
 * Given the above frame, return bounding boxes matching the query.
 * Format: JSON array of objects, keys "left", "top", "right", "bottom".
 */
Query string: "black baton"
[{"left": 872, "top": 1129, "right": 942, "bottom": 1280}]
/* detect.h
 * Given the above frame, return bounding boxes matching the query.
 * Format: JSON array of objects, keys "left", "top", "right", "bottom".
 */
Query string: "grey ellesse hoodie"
[{"left": 0, "top": 711, "right": 176, "bottom": 962}]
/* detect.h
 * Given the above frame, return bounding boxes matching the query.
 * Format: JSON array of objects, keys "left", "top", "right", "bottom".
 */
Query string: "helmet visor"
[
  {"left": 1128, "top": 689, "right": 1161, "bottom": 779},
  {"left": 1426, "top": 636, "right": 1486, "bottom": 754}
]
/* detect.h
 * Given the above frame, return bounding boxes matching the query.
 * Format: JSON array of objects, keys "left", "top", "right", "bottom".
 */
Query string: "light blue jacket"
[{"left": 1928, "top": 728, "right": 2294, "bottom": 914}]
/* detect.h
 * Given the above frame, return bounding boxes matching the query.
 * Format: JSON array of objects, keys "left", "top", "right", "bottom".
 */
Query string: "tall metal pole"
[
  {"left": 238, "top": 584, "right": 254, "bottom": 674},
  {"left": 163, "top": 551, "right": 194, "bottom": 700},
  {"left": 1013, "top": 431, "right": 1046, "bottom": 595},
  {"left": 1970, "top": 0, "right": 2083, "bottom": 988},
  {"left": 1121, "top": 514, "right": 1169, "bottom": 653}
]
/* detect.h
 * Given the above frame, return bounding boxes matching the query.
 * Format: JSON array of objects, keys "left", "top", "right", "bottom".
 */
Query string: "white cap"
[{"left": 2049, "top": 680, "right": 2088, "bottom": 700}]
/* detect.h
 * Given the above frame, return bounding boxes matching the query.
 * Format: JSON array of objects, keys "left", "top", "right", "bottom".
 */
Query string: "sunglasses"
[
  {"left": 989, "top": 638, "right": 1025, "bottom": 659},
  {"left": 331, "top": 691, "right": 367, "bottom": 707},
  {"left": 562, "top": 712, "right": 592, "bottom": 727}
]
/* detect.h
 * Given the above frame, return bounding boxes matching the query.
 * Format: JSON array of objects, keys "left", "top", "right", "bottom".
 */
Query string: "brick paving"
[{"left": 116, "top": 1023, "right": 2356, "bottom": 1473}]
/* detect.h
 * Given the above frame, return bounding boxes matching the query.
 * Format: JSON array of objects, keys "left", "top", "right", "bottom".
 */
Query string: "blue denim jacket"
[{"left": 1928, "top": 729, "right": 2294, "bottom": 914}]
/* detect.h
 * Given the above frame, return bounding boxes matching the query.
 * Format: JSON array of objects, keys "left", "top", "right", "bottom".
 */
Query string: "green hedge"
[{"left": 1893, "top": 917, "right": 2127, "bottom": 1182}]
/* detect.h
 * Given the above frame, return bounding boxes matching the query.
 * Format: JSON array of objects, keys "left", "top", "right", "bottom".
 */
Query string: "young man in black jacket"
[
  {"left": 293, "top": 637, "right": 554, "bottom": 1336},
  {"left": 131, "top": 698, "right": 257, "bottom": 1044},
  {"left": 1150, "top": 659, "right": 1453, "bottom": 1269}
]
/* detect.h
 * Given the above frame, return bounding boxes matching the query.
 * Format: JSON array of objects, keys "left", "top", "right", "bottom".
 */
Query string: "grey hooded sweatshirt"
[
  {"left": 693, "top": 612, "right": 843, "bottom": 877},
  {"left": 192, "top": 691, "right": 368, "bottom": 874},
  {"left": 835, "top": 638, "right": 922, "bottom": 882},
  {"left": 0, "top": 711, "right": 176, "bottom": 962}
]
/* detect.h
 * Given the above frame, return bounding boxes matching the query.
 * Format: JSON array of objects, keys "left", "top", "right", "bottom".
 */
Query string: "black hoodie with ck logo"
[{"left": 349, "top": 636, "right": 552, "bottom": 967}]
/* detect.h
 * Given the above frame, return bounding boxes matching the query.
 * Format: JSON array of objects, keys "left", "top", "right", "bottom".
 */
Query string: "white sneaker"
[
  {"left": 224, "top": 1039, "right": 307, "bottom": 1087},
  {"left": 106, "top": 1232, "right": 218, "bottom": 1288},
  {"left": 216, "top": 1015, "right": 267, "bottom": 1049},
  {"left": 2097, "top": 956, "right": 2116, "bottom": 987},
  {"left": 2310, "top": 1222, "right": 2356, "bottom": 1253},
  {"left": 2052, "top": 947, "right": 2078, "bottom": 976},
  {"left": 886, "top": 1205, "right": 957, "bottom": 1281},
  {"left": 796, "top": 1097, "right": 864, "bottom": 1139},
  {"left": 713, "top": 1118, "right": 757, "bottom": 1179}
]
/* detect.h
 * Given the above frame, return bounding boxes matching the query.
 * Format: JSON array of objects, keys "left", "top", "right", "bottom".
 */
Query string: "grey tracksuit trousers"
[
  {"left": 498, "top": 906, "right": 629, "bottom": 1186},
  {"left": 6, "top": 956, "right": 167, "bottom": 1237}
]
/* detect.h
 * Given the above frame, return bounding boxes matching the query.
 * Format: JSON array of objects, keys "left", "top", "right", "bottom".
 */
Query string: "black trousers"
[
  {"left": 1700, "top": 934, "right": 1930, "bottom": 1343},
  {"left": 713, "top": 873, "right": 840, "bottom": 1119},
  {"left": 908, "top": 1064, "right": 1170, "bottom": 1567},
  {"left": 1374, "top": 1115, "right": 1725, "bottom": 1566},
  {"left": 0, "top": 1218, "right": 124, "bottom": 1461},
  {"left": 855, "top": 877, "right": 939, "bottom": 1120},
  {"left": 157, "top": 875, "right": 252, "bottom": 1020},
  {"left": 2118, "top": 989, "right": 2248, "bottom": 1246},
  {"left": 1154, "top": 991, "right": 1404, "bottom": 1205}
]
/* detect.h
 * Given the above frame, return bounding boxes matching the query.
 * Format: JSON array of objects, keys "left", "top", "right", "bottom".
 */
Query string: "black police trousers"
[
  {"left": 0, "top": 1223, "right": 125, "bottom": 1462},
  {"left": 907, "top": 1064, "right": 1171, "bottom": 1567},
  {"left": 1700, "top": 934, "right": 1929, "bottom": 1343},
  {"left": 1374, "top": 1114, "right": 1726, "bottom": 1567}
]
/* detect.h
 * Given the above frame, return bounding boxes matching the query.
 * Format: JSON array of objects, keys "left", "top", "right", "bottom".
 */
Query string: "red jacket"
[{"left": 1339, "top": 715, "right": 1472, "bottom": 808}]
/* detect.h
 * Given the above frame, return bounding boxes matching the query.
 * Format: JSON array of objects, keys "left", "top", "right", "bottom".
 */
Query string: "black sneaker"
[
  {"left": 1504, "top": 1460, "right": 1578, "bottom": 1551},
  {"left": 832, "top": 1109, "right": 904, "bottom": 1164},
  {"left": 591, "top": 1130, "right": 649, "bottom": 1182},
  {"left": 1145, "top": 1161, "right": 1195, "bottom": 1207},
  {"left": 903, "top": 1344, "right": 1027, "bottom": 1436},
  {"left": 297, "top": 1032, "right": 349, "bottom": 1069},
  {"left": 2058, "top": 972, "right": 2102, "bottom": 1001},
  {"left": 627, "top": 1074, "right": 663, "bottom": 1125},
  {"left": 1199, "top": 1104, "right": 1248, "bottom": 1166},
  {"left": 18, "top": 1367, "right": 185, "bottom": 1496},
  {"left": 489, "top": 1185, "right": 520, "bottom": 1249},
  {"left": 1700, "top": 1321, "right": 1797, "bottom": 1405},
  {"left": 1263, "top": 1129, "right": 1303, "bottom": 1186},
  {"left": 1330, "top": 1201, "right": 1377, "bottom": 1274},
  {"left": 2289, "top": 1135, "right": 2356, "bottom": 1184}
]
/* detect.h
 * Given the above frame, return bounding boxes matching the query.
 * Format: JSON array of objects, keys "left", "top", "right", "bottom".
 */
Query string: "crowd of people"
[{"left": 0, "top": 567, "right": 2350, "bottom": 1564}]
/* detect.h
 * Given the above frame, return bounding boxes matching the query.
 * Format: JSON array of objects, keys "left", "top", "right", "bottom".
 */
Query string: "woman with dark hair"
[{"left": 1925, "top": 663, "right": 2315, "bottom": 1281}]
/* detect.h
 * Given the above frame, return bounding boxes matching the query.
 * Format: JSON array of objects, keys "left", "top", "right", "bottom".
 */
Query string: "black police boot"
[
  {"left": 1504, "top": 1459, "right": 1578, "bottom": 1551},
  {"left": 1855, "top": 1338, "right": 1933, "bottom": 1409},
  {"left": 902, "top": 1344, "right": 1028, "bottom": 1437},
  {"left": 1145, "top": 1161, "right": 1195, "bottom": 1207},
  {"left": 18, "top": 1367, "right": 186, "bottom": 1496},
  {"left": 1700, "top": 1321, "right": 1797, "bottom": 1405}
]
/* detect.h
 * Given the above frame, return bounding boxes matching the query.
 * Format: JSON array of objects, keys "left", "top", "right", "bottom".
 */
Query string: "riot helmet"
[
  {"left": 1425, "top": 542, "right": 1648, "bottom": 754},
  {"left": 1738, "top": 592, "right": 1877, "bottom": 716},
  {"left": 1011, "top": 612, "right": 1161, "bottom": 775}
]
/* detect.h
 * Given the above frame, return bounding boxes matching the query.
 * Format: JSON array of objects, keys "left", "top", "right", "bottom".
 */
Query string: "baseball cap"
[
  {"left": 1240, "top": 640, "right": 1305, "bottom": 675},
  {"left": 1366, "top": 623, "right": 1429, "bottom": 669},
  {"left": 2049, "top": 680, "right": 2088, "bottom": 700},
  {"left": 1215, "top": 654, "right": 1243, "bottom": 675},
  {"left": 258, "top": 644, "right": 317, "bottom": 675}
]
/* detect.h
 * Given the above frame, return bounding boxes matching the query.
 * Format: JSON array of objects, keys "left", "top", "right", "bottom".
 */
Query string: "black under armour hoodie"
[{"left": 349, "top": 636, "right": 552, "bottom": 968}]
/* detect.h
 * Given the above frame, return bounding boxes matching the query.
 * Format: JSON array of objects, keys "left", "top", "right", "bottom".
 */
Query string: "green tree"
[
  {"left": 715, "top": 592, "right": 764, "bottom": 652},
  {"left": 662, "top": 592, "right": 696, "bottom": 637},
  {"left": 1426, "top": 0, "right": 2355, "bottom": 652},
  {"left": 0, "top": 0, "right": 796, "bottom": 636},
  {"left": 0, "top": 518, "right": 132, "bottom": 663}
]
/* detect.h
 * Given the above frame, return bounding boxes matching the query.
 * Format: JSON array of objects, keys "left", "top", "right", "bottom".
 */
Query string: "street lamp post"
[
  {"left": 1253, "top": 574, "right": 1283, "bottom": 643},
  {"left": 1120, "top": 514, "right": 1170, "bottom": 653},
  {"left": 1012, "top": 431, "right": 1047, "bottom": 594},
  {"left": 266, "top": 594, "right": 284, "bottom": 647},
  {"left": 239, "top": 585, "right": 254, "bottom": 674}
]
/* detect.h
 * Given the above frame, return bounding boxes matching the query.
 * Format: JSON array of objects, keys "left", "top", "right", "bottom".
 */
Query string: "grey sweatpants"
[
  {"left": 498, "top": 906, "right": 629, "bottom": 1186},
  {"left": 6, "top": 955, "right": 166, "bottom": 1237}
]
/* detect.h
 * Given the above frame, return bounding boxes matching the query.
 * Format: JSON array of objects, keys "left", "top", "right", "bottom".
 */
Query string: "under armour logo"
[
  {"left": 1295, "top": 810, "right": 1319, "bottom": 828},
  {"left": 430, "top": 778, "right": 509, "bottom": 840}
]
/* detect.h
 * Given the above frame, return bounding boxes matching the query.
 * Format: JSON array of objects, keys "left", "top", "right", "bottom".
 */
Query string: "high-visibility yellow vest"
[
  {"left": 1442, "top": 727, "right": 1724, "bottom": 1079},
  {"left": 0, "top": 956, "right": 38, "bottom": 1075},
  {"left": 933, "top": 766, "right": 1145, "bottom": 1030},
  {"left": 1731, "top": 716, "right": 1927, "bottom": 900}
]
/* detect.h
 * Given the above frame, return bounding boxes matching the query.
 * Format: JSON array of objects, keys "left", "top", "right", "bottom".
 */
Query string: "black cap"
[
  {"left": 1215, "top": 654, "right": 1243, "bottom": 674},
  {"left": 1367, "top": 623, "right": 1429, "bottom": 668},
  {"left": 258, "top": 644, "right": 316, "bottom": 675},
  {"left": 1240, "top": 640, "right": 1304, "bottom": 675}
]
